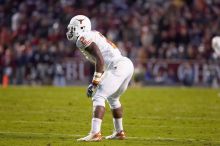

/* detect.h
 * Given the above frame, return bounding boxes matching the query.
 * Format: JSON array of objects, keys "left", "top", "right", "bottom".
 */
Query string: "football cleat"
[
  {"left": 77, "top": 132, "right": 102, "bottom": 142},
  {"left": 105, "top": 130, "right": 126, "bottom": 140}
]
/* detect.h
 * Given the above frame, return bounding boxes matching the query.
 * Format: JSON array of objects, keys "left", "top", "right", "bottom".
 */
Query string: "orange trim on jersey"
[{"left": 80, "top": 37, "right": 92, "bottom": 47}]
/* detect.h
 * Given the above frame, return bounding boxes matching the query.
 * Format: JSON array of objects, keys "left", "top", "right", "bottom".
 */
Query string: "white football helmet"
[
  {"left": 66, "top": 15, "right": 91, "bottom": 41},
  {"left": 212, "top": 36, "right": 220, "bottom": 56}
]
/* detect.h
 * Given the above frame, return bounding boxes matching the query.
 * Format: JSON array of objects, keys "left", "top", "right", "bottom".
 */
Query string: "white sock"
[
  {"left": 91, "top": 118, "right": 102, "bottom": 133},
  {"left": 113, "top": 118, "right": 123, "bottom": 133}
]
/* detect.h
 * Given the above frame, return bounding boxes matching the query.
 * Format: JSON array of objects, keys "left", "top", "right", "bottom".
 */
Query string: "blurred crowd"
[{"left": 0, "top": 0, "right": 220, "bottom": 85}]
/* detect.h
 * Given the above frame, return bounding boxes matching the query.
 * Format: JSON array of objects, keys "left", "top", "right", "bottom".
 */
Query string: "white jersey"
[{"left": 76, "top": 31, "right": 123, "bottom": 70}]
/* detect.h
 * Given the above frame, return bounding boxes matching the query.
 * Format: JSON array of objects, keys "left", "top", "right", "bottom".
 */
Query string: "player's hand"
[{"left": 87, "top": 83, "right": 97, "bottom": 98}]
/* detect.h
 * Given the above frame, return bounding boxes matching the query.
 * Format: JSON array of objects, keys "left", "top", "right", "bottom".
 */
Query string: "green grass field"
[{"left": 0, "top": 86, "right": 220, "bottom": 146}]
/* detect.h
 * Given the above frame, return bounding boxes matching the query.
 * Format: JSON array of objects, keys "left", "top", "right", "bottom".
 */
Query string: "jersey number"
[
  {"left": 98, "top": 32, "right": 117, "bottom": 49},
  {"left": 80, "top": 37, "right": 91, "bottom": 46}
]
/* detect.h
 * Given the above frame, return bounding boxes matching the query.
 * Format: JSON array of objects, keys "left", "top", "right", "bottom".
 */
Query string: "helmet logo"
[{"left": 77, "top": 19, "right": 84, "bottom": 24}]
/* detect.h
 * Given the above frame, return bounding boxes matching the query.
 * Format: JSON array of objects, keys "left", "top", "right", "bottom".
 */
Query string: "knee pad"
[
  {"left": 92, "top": 95, "right": 106, "bottom": 108},
  {"left": 107, "top": 97, "right": 121, "bottom": 109}
]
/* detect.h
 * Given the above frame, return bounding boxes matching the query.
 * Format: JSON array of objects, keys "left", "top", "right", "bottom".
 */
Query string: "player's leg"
[
  {"left": 106, "top": 58, "right": 134, "bottom": 140},
  {"left": 111, "top": 58, "right": 134, "bottom": 134},
  {"left": 91, "top": 105, "right": 105, "bottom": 134},
  {"left": 112, "top": 105, "right": 123, "bottom": 133},
  {"left": 106, "top": 74, "right": 133, "bottom": 140},
  {"left": 93, "top": 70, "right": 128, "bottom": 129},
  {"left": 90, "top": 95, "right": 106, "bottom": 134},
  {"left": 77, "top": 96, "right": 105, "bottom": 142},
  {"left": 77, "top": 71, "right": 123, "bottom": 142}
]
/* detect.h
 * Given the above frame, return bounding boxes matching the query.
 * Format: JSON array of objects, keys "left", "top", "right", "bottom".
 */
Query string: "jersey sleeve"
[{"left": 76, "top": 32, "right": 93, "bottom": 49}]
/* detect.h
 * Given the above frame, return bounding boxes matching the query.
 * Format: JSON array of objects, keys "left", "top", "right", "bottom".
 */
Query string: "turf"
[{"left": 0, "top": 86, "right": 220, "bottom": 146}]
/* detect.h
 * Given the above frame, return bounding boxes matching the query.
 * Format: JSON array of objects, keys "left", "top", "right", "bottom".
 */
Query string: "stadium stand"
[{"left": 0, "top": 0, "right": 219, "bottom": 86}]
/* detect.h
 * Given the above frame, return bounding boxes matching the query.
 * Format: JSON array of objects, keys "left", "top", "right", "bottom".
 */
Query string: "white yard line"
[
  {"left": 0, "top": 112, "right": 220, "bottom": 121},
  {"left": 0, "top": 131, "right": 82, "bottom": 137},
  {"left": 135, "top": 116, "right": 220, "bottom": 121},
  {"left": 0, "top": 120, "right": 219, "bottom": 129},
  {"left": 0, "top": 131, "right": 219, "bottom": 143}
]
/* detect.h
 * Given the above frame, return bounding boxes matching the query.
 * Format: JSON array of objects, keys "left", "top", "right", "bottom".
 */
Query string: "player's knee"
[
  {"left": 92, "top": 95, "right": 105, "bottom": 108},
  {"left": 107, "top": 97, "right": 121, "bottom": 109}
]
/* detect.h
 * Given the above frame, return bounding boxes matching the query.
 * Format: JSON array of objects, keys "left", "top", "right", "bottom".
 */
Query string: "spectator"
[{"left": 0, "top": 0, "right": 219, "bottom": 86}]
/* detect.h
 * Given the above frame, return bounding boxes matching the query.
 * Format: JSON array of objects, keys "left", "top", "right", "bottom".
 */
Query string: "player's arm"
[{"left": 85, "top": 42, "right": 104, "bottom": 86}]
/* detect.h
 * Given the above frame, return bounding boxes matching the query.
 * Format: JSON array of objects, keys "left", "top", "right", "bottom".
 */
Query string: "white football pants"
[{"left": 92, "top": 57, "right": 134, "bottom": 109}]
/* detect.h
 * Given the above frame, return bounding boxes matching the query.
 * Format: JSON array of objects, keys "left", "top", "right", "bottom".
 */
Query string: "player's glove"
[
  {"left": 87, "top": 83, "right": 97, "bottom": 98},
  {"left": 87, "top": 72, "right": 103, "bottom": 98}
]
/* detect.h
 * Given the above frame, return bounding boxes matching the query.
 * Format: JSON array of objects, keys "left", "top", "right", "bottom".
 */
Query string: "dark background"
[{"left": 0, "top": 0, "right": 219, "bottom": 87}]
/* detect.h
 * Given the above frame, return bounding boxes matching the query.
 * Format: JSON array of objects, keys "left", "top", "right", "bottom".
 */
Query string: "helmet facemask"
[{"left": 66, "top": 25, "right": 80, "bottom": 42}]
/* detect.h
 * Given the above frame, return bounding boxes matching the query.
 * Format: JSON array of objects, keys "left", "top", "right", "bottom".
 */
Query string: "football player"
[
  {"left": 66, "top": 15, "right": 134, "bottom": 141},
  {"left": 212, "top": 36, "right": 220, "bottom": 57}
]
